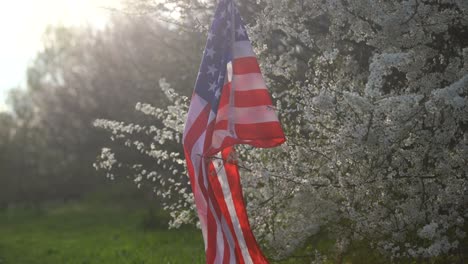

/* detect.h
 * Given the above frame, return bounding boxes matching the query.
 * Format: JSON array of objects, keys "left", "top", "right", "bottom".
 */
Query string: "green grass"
[
  {"left": 1, "top": 199, "right": 464, "bottom": 264},
  {"left": 0, "top": 202, "right": 205, "bottom": 264}
]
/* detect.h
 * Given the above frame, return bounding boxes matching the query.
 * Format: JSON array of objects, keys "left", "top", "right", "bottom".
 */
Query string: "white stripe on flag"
[
  {"left": 211, "top": 200, "right": 225, "bottom": 264},
  {"left": 211, "top": 130, "right": 231, "bottom": 150},
  {"left": 184, "top": 94, "right": 208, "bottom": 139},
  {"left": 227, "top": 61, "right": 233, "bottom": 82},
  {"left": 220, "top": 217, "right": 236, "bottom": 264},
  {"left": 190, "top": 131, "right": 209, "bottom": 248},
  {"left": 214, "top": 156, "right": 254, "bottom": 264},
  {"left": 232, "top": 73, "right": 267, "bottom": 91},
  {"left": 217, "top": 105, "right": 279, "bottom": 124}
]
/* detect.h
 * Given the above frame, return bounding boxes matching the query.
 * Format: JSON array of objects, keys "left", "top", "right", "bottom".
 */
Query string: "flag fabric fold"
[{"left": 183, "top": 0, "right": 285, "bottom": 263}]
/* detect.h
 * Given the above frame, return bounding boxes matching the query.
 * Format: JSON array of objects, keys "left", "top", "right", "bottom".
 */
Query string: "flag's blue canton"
[{"left": 194, "top": 0, "right": 249, "bottom": 113}]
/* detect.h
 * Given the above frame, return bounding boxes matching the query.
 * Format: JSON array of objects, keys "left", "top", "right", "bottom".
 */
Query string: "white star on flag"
[
  {"left": 207, "top": 32, "right": 215, "bottom": 41},
  {"left": 208, "top": 82, "right": 217, "bottom": 91},
  {"left": 206, "top": 47, "right": 216, "bottom": 58},
  {"left": 236, "top": 26, "right": 246, "bottom": 37},
  {"left": 207, "top": 65, "right": 218, "bottom": 76}
]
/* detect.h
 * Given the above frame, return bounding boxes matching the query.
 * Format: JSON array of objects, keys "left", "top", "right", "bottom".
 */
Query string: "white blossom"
[{"left": 96, "top": 0, "right": 468, "bottom": 260}]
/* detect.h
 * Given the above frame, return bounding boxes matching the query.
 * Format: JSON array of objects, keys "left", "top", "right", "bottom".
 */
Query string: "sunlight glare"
[{"left": 0, "top": 0, "right": 122, "bottom": 111}]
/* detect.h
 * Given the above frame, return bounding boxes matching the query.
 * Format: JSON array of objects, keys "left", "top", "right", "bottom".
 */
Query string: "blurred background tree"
[{"left": 0, "top": 9, "right": 204, "bottom": 208}]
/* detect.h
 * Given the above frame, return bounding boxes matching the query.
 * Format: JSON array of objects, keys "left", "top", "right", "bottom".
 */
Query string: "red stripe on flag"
[
  {"left": 235, "top": 89, "right": 273, "bottom": 107},
  {"left": 214, "top": 120, "right": 228, "bottom": 131},
  {"left": 218, "top": 83, "right": 231, "bottom": 111},
  {"left": 184, "top": 105, "right": 211, "bottom": 151},
  {"left": 221, "top": 216, "right": 232, "bottom": 264},
  {"left": 235, "top": 122, "right": 286, "bottom": 148},
  {"left": 206, "top": 189, "right": 231, "bottom": 264},
  {"left": 222, "top": 147, "right": 269, "bottom": 264},
  {"left": 208, "top": 162, "right": 245, "bottom": 264},
  {"left": 233, "top": 57, "right": 261, "bottom": 75},
  {"left": 223, "top": 244, "right": 230, "bottom": 264},
  {"left": 211, "top": 121, "right": 285, "bottom": 154},
  {"left": 206, "top": 199, "right": 218, "bottom": 263},
  {"left": 218, "top": 83, "right": 272, "bottom": 110},
  {"left": 205, "top": 118, "right": 242, "bottom": 264}
]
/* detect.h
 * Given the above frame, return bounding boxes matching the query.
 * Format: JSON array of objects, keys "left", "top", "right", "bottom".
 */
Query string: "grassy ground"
[
  {"left": 0, "top": 201, "right": 386, "bottom": 264},
  {"left": 1, "top": 199, "right": 464, "bottom": 264},
  {"left": 0, "top": 202, "right": 205, "bottom": 264}
]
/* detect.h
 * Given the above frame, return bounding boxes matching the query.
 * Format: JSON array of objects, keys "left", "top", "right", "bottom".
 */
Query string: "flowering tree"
[{"left": 95, "top": 0, "right": 468, "bottom": 261}]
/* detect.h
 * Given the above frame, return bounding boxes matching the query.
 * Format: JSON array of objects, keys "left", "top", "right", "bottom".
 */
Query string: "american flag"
[{"left": 183, "top": 0, "right": 285, "bottom": 263}]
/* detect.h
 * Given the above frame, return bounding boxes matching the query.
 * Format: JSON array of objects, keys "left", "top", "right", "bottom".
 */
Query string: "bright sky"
[{"left": 0, "top": 0, "right": 121, "bottom": 112}]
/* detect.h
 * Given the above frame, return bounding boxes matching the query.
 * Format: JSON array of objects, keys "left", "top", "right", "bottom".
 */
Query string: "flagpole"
[{"left": 228, "top": 0, "right": 237, "bottom": 138}]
